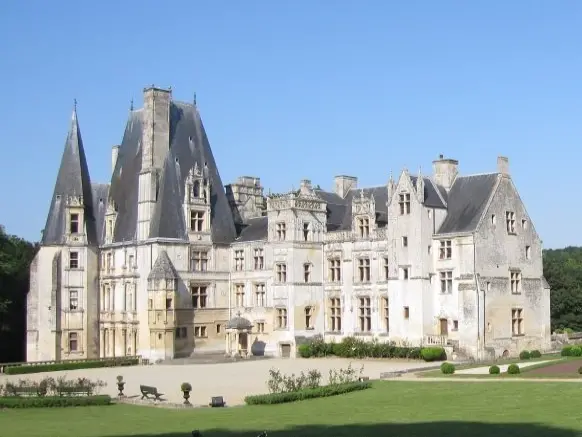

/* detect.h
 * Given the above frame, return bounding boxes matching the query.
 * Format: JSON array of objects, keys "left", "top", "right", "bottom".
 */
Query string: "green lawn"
[{"left": 1, "top": 381, "right": 582, "bottom": 437}]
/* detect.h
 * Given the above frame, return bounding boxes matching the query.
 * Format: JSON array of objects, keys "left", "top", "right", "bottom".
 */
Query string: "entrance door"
[
  {"left": 439, "top": 318, "right": 449, "bottom": 336},
  {"left": 238, "top": 333, "right": 248, "bottom": 353},
  {"left": 281, "top": 344, "right": 291, "bottom": 358}
]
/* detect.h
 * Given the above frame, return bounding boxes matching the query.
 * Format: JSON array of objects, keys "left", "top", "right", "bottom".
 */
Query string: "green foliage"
[
  {"left": 421, "top": 347, "right": 447, "bottom": 362},
  {"left": 507, "top": 364, "right": 521, "bottom": 375},
  {"left": 519, "top": 350, "right": 531, "bottom": 360},
  {"left": 298, "top": 336, "right": 440, "bottom": 361},
  {"left": 0, "top": 395, "right": 111, "bottom": 408},
  {"left": 244, "top": 381, "right": 372, "bottom": 405},
  {"left": 578, "top": 366, "right": 582, "bottom": 375},
  {"left": 0, "top": 225, "right": 38, "bottom": 362},
  {"left": 440, "top": 362, "right": 455, "bottom": 374},
  {"left": 489, "top": 365, "right": 501, "bottom": 375},
  {"left": 4, "top": 357, "right": 139, "bottom": 375},
  {"left": 267, "top": 368, "right": 324, "bottom": 393},
  {"left": 180, "top": 382, "right": 192, "bottom": 392},
  {"left": 530, "top": 350, "right": 542, "bottom": 358},
  {"left": 3, "top": 376, "right": 106, "bottom": 399},
  {"left": 561, "top": 345, "right": 582, "bottom": 357},
  {"left": 544, "top": 247, "right": 582, "bottom": 332}
]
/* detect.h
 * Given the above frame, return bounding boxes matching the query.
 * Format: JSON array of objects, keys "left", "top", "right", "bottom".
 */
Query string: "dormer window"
[
  {"left": 70, "top": 213, "right": 80, "bottom": 234},
  {"left": 303, "top": 222, "right": 310, "bottom": 241},
  {"left": 357, "top": 217, "right": 369, "bottom": 238},
  {"left": 399, "top": 193, "right": 411, "bottom": 215},
  {"left": 190, "top": 211, "right": 204, "bottom": 232},
  {"left": 192, "top": 180, "right": 200, "bottom": 199}
]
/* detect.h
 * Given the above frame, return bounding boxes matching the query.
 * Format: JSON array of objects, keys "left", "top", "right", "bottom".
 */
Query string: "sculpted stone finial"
[
  {"left": 193, "top": 161, "right": 201, "bottom": 176},
  {"left": 130, "top": 98, "right": 134, "bottom": 111}
]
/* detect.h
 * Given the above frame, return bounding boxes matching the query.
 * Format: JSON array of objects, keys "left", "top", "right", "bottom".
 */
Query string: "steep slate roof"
[
  {"left": 107, "top": 101, "right": 237, "bottom": 244},
  {"left": 91, "top": 184, "right": 110, "bottom": 245},
  {"left": 42, "top": 108, "right": 97, "bottom": 245},
  {"left": 235, "top": 217, "right": 269, "bottom": 243},
  {"left": 148, "top": 250, "right": 178, "bottom": 280},
  {"left": 436, "top": 174, "right": 499, "bottom": 235}
]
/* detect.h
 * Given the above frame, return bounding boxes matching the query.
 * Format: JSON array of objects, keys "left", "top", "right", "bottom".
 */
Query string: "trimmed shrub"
[
  {"left": 571, "top": 346, "right": 582, "bottom": 357},
  {"left": 507, "top": 364, "right": 520, "bottom": 375},
  {"left": 489, "top": 365, "right": 500, "bottom": 375},
  {"left": 4, "top": 358, "right": 139, "bottom": 375},
  {"left": 561, "top": 345, "right": 573, "bottom": 356},
  {"left": 0, "top": 395, "right": 112, "bottom": 408},
  {"left": 421, "top": 347, "right": 447, "bottom": 362},
  {"left": 244, "top": 382, "right": 371, "bottom": 405},
  {"left": 297, "top": 344, "right": 312, "bottom": 358},
  {"left": 519, "top": 350, "right": 531, "bottom": 360},
  {"left": 440, "top": 362, "right": 455, "bottom": 375},
  {"left": 530, "top": 350, "right": 542, "bottom": 358}
]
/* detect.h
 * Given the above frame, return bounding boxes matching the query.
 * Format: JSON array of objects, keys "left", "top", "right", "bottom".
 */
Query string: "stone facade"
[{"left": 26, "top": 86, "right": 551, "bottom": 362}]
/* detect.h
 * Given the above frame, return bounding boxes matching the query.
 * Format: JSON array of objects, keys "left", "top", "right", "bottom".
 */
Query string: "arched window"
[{"left": 193, "top": 180, "right": 200, "bottom": 198}]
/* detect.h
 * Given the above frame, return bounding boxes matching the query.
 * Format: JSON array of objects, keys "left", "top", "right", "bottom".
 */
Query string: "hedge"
[
  {"left": 4, "top": 358, "right": 139, "bottom": 375},
  {"left": 561, "top": 345, "right": 582, "bottom": 357},
  {"left": 0, "top": 395, "right": 112, "bottom": 408},
  {"left": 244, "top": 381, "right": 372, "bottom": 405},
  {"left": 297, "top": 336, "right": 446, "bottom": 362}
]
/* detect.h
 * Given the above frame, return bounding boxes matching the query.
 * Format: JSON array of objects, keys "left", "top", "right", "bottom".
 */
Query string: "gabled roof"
[
  {"left": 42, "top": 107, "right": 97, "bottom": 245},
  {"left": 148, "top": 250, "right": 178, "bottom": 280},
  {"left": 107, "top": 101, "right": 237, "bottom": 244},
  {"left": 436, "top": 174, "right": 499, "bottom": 235}
]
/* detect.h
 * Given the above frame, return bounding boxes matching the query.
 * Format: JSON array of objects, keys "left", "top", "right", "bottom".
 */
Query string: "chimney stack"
[
  {"left": 497, "top": 156, "right": 509, "bottom": 176},
  {"left": 334, "top": 175, "right": 357, "bottom": 198},
  {"left": 432, "top": 155, "right": 459, "bottom": 191}
]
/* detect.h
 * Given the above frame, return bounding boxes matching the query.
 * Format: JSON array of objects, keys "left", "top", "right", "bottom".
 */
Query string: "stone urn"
[
  {"left": 116, "top": 375, "right": 125, "bottom": 398},
  {"left": 181, "top": 382, "right": 192, "bottom": 406}
]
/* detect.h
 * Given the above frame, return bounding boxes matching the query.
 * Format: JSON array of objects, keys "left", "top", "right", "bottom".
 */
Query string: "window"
[
  {"left": 190, "top": 210, "right": 205, "bottom": 232},
  {"left": 452, "top": 320, "right": 459, "bottom": 331},
  {"left": 329, "top": 258, "right": 341, "bottom": 282},
  {"left": 506, "top": 211, "right": 516, "bottom": 234},
  {"left": 491, "top": 214, "right": 496, "bottom": 226},
  {"left": 148, "top": 298, "right": 153, "bottom": 310},
  {"left": 510, "top": 271, "right": 521, "bottom": 294},
  {"left": 303, "top": 263, "right": 311, "bottom": 283},
  {"left": 256, "top": 322, "right": 265, "bottom": 333},
  {"left": 329, "top": 297, "right": 342, "bottom": 332},
  {"left": 428, "top": 245, "right": 432, "bottom": 255},
  {"left": 439, "top": 240, "right": 452, "bottom": 260},
  {"left": 190, "top": 285, "right": 207, "bottom": 308},
  {"left": 106, "top": 253, "right": 112, "bottom": 272},
  {"left": 128, "top": 254, "right": 135, "bottom": 269},
  {"left": 106, "top": 219, "right": 113, "bottom": 239},
  {"left": 357, "top": 217, "right": 370, "bottom": 238},
  {"left": 216, "top": 324, "right": 222, "bottom": 334},
  {"left": 401, "top": 267, "right": 409, "bottom": 280},
  {"left": 512, "top": 308, "right": 524, "bottom": 336},
  {"left": 305, "top": 306, "right": 313, "bottom": 329},
  {"left": 382, "top": 297, "right": 389, "bottom": 332},
  {"left": 522, "top": 219, "right": 528, "bottom": 229},
  {"left": 525, "top": 246, "right": 531, "bottom": 260},
  {"left": 358, "top": 258, "right": 371, "bottom": 282},
  {"left": 428, "top": 209, "right": 432, "bottom": 219},
  {"left": 358, "top": 297, "right": 371, "bottom": 332},
  {"left": 190, "top": 249, "right": 208, "bottom": 272},
  {"left": 399, "top": 193, "right": 411, "bottom": 215},
  {"left": 403, "top": 306, "right": 410, "bottom": 319},
  {"left": 194, "top": 326, "right": 207, "bottom": 338},
  {"left": 69, "top": 251, "right": 79, "bottom": 269},
  {"left": 253, "top": 248, "right": 264, "bottom": 270},
  {"left": 255, "top": 283, "right": 266, "bottom": 306},
  {"left": 69, "top": 290, "right": 79, "bottom": 310},
  {"left": 175, "top": 327, "right": 187, "bottom": 339},
  {"left": 277, "top": 308, "right": 288, "bottom": 329},
  {"left": 276, "top": 263, "right": 287, "bottom": 282},
  {"left": 303, "top": 222, "right": 310, "bottom": 241},
  {"left": 166, "top": 298, "right": 172, "bottom": 309},
  {"left": 402, "top": 236, "right": 408, "bottom": 247},
  {"left": 234, "top": 250, "right": 244, "bottom": 271},
  {"left": 235, "top": 284, "right": 245, "bottom": 307},
  {"left": 276, "top": 222, "right": 286, "bottom": 241},
  {"left": 440, "top": 271, "right": 453, "bottom": 294},
  {"left": 68, "top": 332, "right": 78, "bottom": 352},
  {"left": 70, "top": 213, "right": 79, "bottom": 234},
  {"left": 382, "top": 257, "right": 389, "bottom": 280},
  {"left": 192, "top": 181, "right": 200, "bottom": 199}
]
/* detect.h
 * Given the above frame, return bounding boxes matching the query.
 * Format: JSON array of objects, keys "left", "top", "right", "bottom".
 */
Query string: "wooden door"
[{"left": 439, "top": 318, "right": 448, "bottom": 336}]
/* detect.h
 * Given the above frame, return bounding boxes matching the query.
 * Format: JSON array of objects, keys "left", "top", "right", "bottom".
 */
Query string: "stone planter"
[
  {"left": 117, "top": 382, "right": 125, "bottom": 397},
  {"left": 182, "top": 390, "right": 191, "bottom": 405}
]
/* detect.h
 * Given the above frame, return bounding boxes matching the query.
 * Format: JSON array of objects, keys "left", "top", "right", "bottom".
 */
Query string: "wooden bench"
[
  {"left": 8, "top": 386, "right": 38, "bottom": 397},
  {"left": 57, "top": 386, "right": 93, "bottom": 396},
  {"left": 140, "top": 384, "right": 163, "bottom": 401}
]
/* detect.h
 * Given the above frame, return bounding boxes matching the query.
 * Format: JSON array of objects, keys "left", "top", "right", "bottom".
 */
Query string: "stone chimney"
[
  {"left": 225, "top": 176, "right": 265, "bottom": 223},
  {"left": 142, "top": 86, "right": 171, "bottom": 170},
  {"left": 432, "top": 155, "right": 458, "bottom": 191},
  {"left": 334, "top": 175, "right": 357, "bottom": 198},
  {"left": 497, "top": 156, "right": 509, "bottom": 176},
  {"left": 111, "top": 145, "right": 120, "bottom": 175}
]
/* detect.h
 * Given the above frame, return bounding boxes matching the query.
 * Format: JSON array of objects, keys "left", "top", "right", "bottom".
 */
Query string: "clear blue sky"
[{"left": 1, "top": 1, "right": 580, "bottom": 248}]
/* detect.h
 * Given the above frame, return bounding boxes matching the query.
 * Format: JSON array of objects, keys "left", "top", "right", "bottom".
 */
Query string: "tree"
[
  {"left": 0, "top": 225, "right": 38, "bottom": 362},
  {"left": 543, "top": 247, "right": 582, "bottom": 332}
]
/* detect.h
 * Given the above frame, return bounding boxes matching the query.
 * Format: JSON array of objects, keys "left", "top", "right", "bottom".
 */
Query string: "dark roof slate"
[
  {"left": 91, "top": 183, "right": 110, "bottom": 245},
  {"left": 148, "top": 250, "right": 178, "bottom": 280},
  {"left": 42, "top": 108, "right": 97, "bottom": 246},
  {"left": 436, "top": 174, "right": 499, "bottom": 235},
  {"left": 235, "top": 216, "right": 268, "bottom": 242}
]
